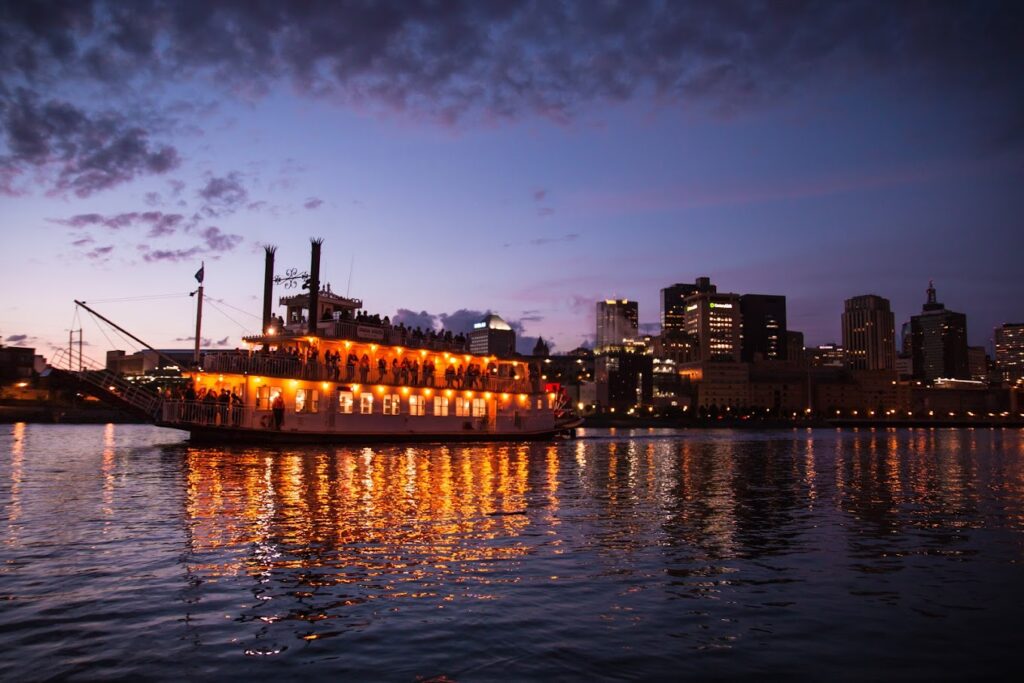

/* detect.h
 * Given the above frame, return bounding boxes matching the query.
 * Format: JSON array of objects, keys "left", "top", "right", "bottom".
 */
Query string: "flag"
[{"left": 194, "top": 263, "right": 205, "bottom": 284}]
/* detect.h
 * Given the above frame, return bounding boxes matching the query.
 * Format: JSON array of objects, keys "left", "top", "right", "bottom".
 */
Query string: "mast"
[{"left": 194, "top": 261, "right": 205, "bottom": 365}]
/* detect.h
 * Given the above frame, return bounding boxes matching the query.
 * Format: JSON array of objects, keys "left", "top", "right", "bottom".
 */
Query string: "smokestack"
[
  {"left": 262, "top": 244, "right": 276, "bottom": 333},
  {"left": 308, "top": 238, "right": 323, "bottom": 335}
]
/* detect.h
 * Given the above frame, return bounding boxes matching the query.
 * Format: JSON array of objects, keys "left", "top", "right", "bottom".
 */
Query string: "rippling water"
[{"left": 1, "top": 424, "right": 1023, "bottom": 680}]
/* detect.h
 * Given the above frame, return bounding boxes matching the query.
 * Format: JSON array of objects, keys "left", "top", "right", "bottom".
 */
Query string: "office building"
[
  {"left": 910, "top": 281, "right": 968, "bottom": 382},
  {"left": 662, "top": 278, "right": 716, "bottom": 361},
  {"left": 595, "top": 299, "right": 638, "bottom": 354},
  {"left": 468, "top": 314, "right": 516, "bottom": 356},
  {"left": 786, "top": 331, "right": 805, "bottom": 366},
  {"left": 740, "top": 294, "right": 787, "bottom": 362},
  {"left": 595, "top": 341, "right": 653, "bottom": 410},
  {"left": 994, "top": 323, "right": 1024, "bottom": 383},
  {"left": 841, "top": 294, "right": 896, "bottom": 371},
  {"left": 675, "top": 281, "right": 742, "bottom": 362},
  {"left": 967, "top": 346, "right": 988, "bottom": 383}
]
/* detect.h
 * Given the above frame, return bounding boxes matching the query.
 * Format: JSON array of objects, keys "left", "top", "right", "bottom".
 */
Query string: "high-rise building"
[
  {"left": 785, "top": 330, "right": 805, "bottom": 366},
  {"left": 967, "top": 346, "right": 988, "bottom": 383},
  {"left": 841, "top": 294, "right": 896, "bottom": 371},
  {"left": 809, "top": 343, "right": 845, "bottom": 368},
  {"left": 994, "top": 323, "right": 1024, "bottom": 383},
  {"left": 910, "top": 281, "right": 968, "bottom": 382},
  {"left": 595, "top": 341, "right": 653, "bottom": 410},
  {"left": 683, "top": 288, "right": 742, "bottom": 362},
  {"left": 661, "top": 278, "right": 716, "bottom": 361},
  {"left": 468, "top": 314, "right": 516, "bottom": 356},
  {"left": 595, "top": 299, "right": 638, "bottom": 354},
  {"left": 740, "top": 294, "right": 787, "bottom": 362}
]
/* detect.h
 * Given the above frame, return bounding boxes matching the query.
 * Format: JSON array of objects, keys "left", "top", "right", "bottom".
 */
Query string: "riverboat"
[{"left": 138, "top": 240, "right": 581, "bottom": 443}]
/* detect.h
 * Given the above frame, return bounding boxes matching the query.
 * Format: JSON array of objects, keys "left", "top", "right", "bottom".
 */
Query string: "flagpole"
[{"left": 194, "top": 261, "right": 204, "bottom": 366}]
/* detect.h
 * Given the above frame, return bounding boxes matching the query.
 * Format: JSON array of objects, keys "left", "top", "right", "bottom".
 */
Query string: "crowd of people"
[{"left": 173, "top": 383, "right": 244, "bottom": 426}]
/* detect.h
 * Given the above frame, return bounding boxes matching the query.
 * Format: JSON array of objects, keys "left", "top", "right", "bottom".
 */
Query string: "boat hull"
[{"left": 156, "top": 420, "right": 581, "bottom": 444}]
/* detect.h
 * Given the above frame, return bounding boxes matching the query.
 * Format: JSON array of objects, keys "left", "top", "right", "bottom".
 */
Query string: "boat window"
[
  {"left": 360, "top": 393, "right": 374, "bottom": 414},
  {"left": 455, "top": 396, "right": 471, "bottom": 417},
  {"left": 338, "top": 391, "right": 354, "bottom": 414},
  {"left": 256, "top": 385, "right": 269, "bottom": 409},
  {"left": 409, "top": 395, "right": 425, "bottom": 416},
  {"left": 295, "top": 388, "right": 319, "bottom": 413},
  {"left": 472, "top": 398, "right": 487, "bottom": 417},
  {"left": 383, "top": 393, "right": 401, "bottom": 415},
  {"left": 537, "top": 398, "right": 543, "bottom": 410},
  {"left": 433, "top": 396, "right": 449, "bottom": 416}
]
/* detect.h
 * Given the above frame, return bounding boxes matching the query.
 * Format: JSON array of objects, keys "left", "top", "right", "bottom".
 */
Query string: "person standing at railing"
[
  {"left": 360, "top": 354, "right": 370, "bottom": 383},
  {"left": 378, "top": 357, "right": 387, "bottom": 383},
  {"left": 272, "top": 393, "right": 285, "bottom": 430}
]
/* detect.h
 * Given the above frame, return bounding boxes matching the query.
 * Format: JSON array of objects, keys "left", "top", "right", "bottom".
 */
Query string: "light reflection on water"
[{"left": 1, "top": 425, "right": 1023, "bottom": 680}]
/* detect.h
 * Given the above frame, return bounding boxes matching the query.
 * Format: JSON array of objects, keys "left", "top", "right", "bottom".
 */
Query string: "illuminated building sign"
[
  {"left": 709, "top": 302, "right": 733, "bottom": 309},
  {"left": 686, "top": 304, "right": 698, "bottom": 311}
]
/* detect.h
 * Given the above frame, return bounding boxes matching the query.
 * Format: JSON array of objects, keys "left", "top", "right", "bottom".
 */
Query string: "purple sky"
[{"left": 2, "top": 1, "right": 1022, "bottom": 361}]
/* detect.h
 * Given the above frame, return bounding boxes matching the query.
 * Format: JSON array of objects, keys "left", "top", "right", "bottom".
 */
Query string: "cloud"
[
  {"left": 173, "top": 335, "right": 223, "bottom": 347},
  {"left": 197, "top": 172, "right": 247, "bottom": 216},
  {"left": 5, "top": 334, "right": 30, "bottom": 343},
  {"left": 533, "top": 189, "right": 547, "bottom": 202},
  {"left": 142, "top": 246, "right": 204, "bottom": 263},
  {"left": 536, "top": 206, "right": 555, "bottom": 217},
  {"left": 53, "top": 210, "right": 184, "bottom": 236},
  {"left": 85, "top": 245, "right": 114, "bottom": 260},
  {"left": 1, "top": 2, "right": 1019, "bottom": 127},
  {"left": 0, "top": 89, "right": 179, "bottom": 196},
  {"left": 303, "top": 197, "right": 323, "bottom": 210},
  {"left": 393, "top": 309, "right": 438, "bottom": 330},
  {"left": 198, "top": 226, "right": 243, "bottom": 252},
  {"left": 505, "top": 233, "right": 579, "bottom": 248}
]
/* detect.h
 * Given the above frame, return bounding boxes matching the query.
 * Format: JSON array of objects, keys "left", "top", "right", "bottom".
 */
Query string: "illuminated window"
[
  {"left": 383, "top": 393, "right": 401, "bottom": 415},
  {"left": 360, "top": 393, "right": 374, "bottom": 415},
  {"left": 295, "top": 388, "right": 319, "bottom": 413},
  {"left": 433, "top": 396, "right": 449, "bottom": 416},
  {"left": 536, "top": 398, "right": 543, "bottom": 410},
  {"left": 409, "top": 395, "right": 425, "bottom": 416},
  {"left": 455, "top": 396, "right": 471, "bottom": 417},
  {"left": 338, "top": 391, "right": 354, "bottom": 414},
  {"left": 256, "top": 385, "right": 269, "bottom": 410},
  {"left": 472, "top": 398, "right": 487, "bottom": 417}
]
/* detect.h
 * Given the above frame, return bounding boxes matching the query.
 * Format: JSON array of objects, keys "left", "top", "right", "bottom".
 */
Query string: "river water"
[{"left": 1, "top": 424, "right": 1022, "bottom": 680}]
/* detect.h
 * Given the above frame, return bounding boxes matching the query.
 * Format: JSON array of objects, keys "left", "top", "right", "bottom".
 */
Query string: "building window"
[
  {"left": 433, "top": 396, "right": 449, "bottom": 416},
  {"left": 471, "top": 398, "right": 487, "bottom": 417},
  {"left": 455, "top": 396, "right": 471, "bottom": 417},
  {"left": 409, "top": 395, "right": 425, "bottom": 416},
  {"left": 338, "top": 391, "right": 354, "bottom": 414},
  {"left": 360, "top": 393, "right": 374, "bottom": 414},
  {"left": 383, "top": 393, "right": 401, "bottom": 415},
  {"left": 295, "top": 388, "right": 319, "bottom": 413},
  {"left": 536, "top": 398, "right": 543, "bottom": 410}
]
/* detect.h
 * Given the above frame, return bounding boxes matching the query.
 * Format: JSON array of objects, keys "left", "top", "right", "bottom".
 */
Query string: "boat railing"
[
  {"left": 255, "top": 320, "right": 472, "bottom": 352},
  {"left": 161, "top": 400, "right": 249, "bottom": 428},
  {"left": 202, "top": 352, "right": 541, "bottom": 393}
]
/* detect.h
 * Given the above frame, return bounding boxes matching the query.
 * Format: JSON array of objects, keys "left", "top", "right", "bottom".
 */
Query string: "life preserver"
[{"left": 260, "top": 414, "right": 273, "bottom": 429}]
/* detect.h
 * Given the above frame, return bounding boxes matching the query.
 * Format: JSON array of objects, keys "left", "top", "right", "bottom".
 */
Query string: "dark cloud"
[
  {"left": 393, "top": 309, "right": 438, "bottom": 330},
  {"left": 5, "top": 334, "right": 30, "bottom": 343},
  {"left": 71, "top": 236, "right": 94, "bottom": 247},
  {"left": 173, "top": 335, "right": 222, "bottom": 347},
  {"left": 197, "top": 172, "right": 247, "bottom": 216},
  {"left": 533, "top": 189, "right": 547, "bottom": 202},
  {"left": 142, "top": 246, "right": 204, "bottom": 263},
  {"left": 198, "top": 226, "right": 243, "bottom": 252},
  {"left": 85, "top": 245, "right": 114, "bottom": 260},
  {"left": 53, "top": 210, "right": 184, "bottom": 236},
  {"left": 303, "top": 197, "right": 323, "bottom": 210},
  {"left": 0, "top": 89, "right": 179, "bottom": 196},
  {"left": 1, "top": 1, "right": 1020, "bottom": 127}
]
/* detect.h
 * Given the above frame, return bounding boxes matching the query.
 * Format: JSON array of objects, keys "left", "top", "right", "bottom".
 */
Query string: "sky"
[{"left": 1, "top": 0, "right": 1022, "bottom": 362}]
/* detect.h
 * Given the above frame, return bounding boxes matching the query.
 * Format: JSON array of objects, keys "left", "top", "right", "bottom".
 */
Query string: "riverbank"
[
  {"left": 582, "top": 415, "right": 1024, "bottom": 430},
  {"left": 0, "top": 403, "right": 143, "bottom": 424}
]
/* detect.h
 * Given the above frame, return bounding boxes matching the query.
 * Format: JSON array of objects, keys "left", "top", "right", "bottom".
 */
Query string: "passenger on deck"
[{"left": 359, "top": 354, "right": 370, "bottom": 382}]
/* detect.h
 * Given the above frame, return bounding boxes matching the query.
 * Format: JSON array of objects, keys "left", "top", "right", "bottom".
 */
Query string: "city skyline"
[{"left": 2, "top": 1, "right": 1022, "bottom": 359}]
